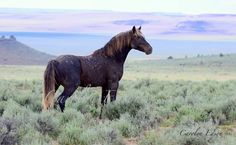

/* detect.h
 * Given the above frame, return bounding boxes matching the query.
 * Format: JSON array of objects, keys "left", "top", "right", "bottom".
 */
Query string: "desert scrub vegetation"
[{"left": 0, "top": 79, "right": 236, "bottom": 144}]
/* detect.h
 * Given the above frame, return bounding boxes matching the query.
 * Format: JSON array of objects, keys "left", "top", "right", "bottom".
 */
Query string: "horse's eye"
[{"left": 138, "top": 36, "right": 143, "bottom": 40}]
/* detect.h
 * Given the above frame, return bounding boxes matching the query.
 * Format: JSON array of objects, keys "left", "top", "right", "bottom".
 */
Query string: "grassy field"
[
  {"left": 0, "top": 54, "right": 236, "bottom": 145},
  {"left": 1, "top": 54, "right": 236, "bottom": 81}
]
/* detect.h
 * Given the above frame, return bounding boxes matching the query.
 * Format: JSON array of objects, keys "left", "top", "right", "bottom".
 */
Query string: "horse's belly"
[
  {"left": 79, "top": 56, "right": 109, "bottom": 87},
  {"left": 80, "top": 73, "right": 105, "bottom": 87}
]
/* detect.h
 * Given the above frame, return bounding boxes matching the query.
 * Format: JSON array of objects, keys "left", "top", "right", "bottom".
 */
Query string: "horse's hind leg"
[
  {"left": 57, "top": 86, "right": 78, "bottom": 112},
  {"left": 53, "top": 83, "right": 60, "bottom": 109}
]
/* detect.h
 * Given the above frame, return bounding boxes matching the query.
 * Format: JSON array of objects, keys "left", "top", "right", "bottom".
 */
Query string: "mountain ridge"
[{"left": 0, "top": 36, "right": 55, "bottom": 65}]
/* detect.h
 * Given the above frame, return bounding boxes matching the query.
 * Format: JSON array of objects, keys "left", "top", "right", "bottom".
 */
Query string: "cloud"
[
  {"left": 112, "top": 19, "right": 149, "bottom": 26},
  {"left": 162, "top": 20, "right": 232, "bottom": 35},
  {"left": 176, "top": 20, "right": 210, "bottom": 33}
]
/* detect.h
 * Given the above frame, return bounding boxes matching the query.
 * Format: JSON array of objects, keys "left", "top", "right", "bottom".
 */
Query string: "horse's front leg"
[
  {"left": 109, "top": 81, "right": 119, "bottom": 102},
  {"left": 101, "top": 86, "right": 109, "bottom": 105},
  {"left": 100, "top": 86, "right": 109, "bottom": 119}
]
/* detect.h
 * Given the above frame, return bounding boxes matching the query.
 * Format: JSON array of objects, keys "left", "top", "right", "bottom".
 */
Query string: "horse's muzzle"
[{"left": 145, "top": 47, "right": 153, "bottom": 55}]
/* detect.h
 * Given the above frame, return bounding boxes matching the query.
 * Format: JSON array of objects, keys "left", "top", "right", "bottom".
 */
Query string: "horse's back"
[{"left": 54, "top": 55, "right": 81, "bottom": 86}]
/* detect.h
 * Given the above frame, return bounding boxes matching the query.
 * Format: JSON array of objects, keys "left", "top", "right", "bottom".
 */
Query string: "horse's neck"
[
  {"left": 92, "top": 45, "right": 131, "bottom": 63},
  {"left": 112, "top": 47, "right": 131, "bottom": 63}
]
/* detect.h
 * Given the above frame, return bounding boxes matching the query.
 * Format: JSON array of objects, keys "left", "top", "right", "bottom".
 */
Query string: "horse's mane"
[{"left": 92, "top": 30, "right": 132, "bottom": 57}]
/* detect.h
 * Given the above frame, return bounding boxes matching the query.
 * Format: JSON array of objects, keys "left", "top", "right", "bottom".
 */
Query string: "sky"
[
  {"left": 0, "top": 0, "right": 236, "bottom": 41},
  {"left": 1, "top": 0, "right": 236, "bottom": 14}
]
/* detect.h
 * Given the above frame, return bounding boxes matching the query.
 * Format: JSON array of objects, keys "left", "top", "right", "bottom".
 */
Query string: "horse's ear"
[
  {"left": 138, "top": 26, "right": 141, "bottom": 30},
  {"left": 132, "top": 26, "right": 136, "bottom": 33}
]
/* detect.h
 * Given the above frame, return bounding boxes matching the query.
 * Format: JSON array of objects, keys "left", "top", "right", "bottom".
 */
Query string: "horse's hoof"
[
  {"left": 59, "top": 103, "right": 65, "bottom": 112},
  {"left": 110, "top": 96, "right": 116, "bottom": 102}
]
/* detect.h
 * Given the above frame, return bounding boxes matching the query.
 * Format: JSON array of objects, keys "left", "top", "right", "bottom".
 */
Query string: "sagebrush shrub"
[
  {"left": 134, "top": 79, "right": 152, "bottom": 89},
  {"left": 58, "top": 120, "right": 82, "bottom": 145},
  {"left": 19, "top": 126, "right": 51, "bottom": 145},
  {"left": 111, "top": 113, "right": 139, "bottom": 137},
  {"left": 138, "top": 130, "right": 160, "bottom": 145},
  {"left": 58, "top": 108, "right": 85, "bottom": 125},
  {"left": 0, "top": 101, "right": 6, "bottom": 116},
  {"left": 35, "top": 111, "right": 60, "bottom": 138},
  {"left": 79, "top": 124, "right": 123, "bottom": 145},
  {"left": 0, "top": 118, "right": 20, "bottom": 145},
  {"left": 2, "top": 99, "right": 32, "bottom": 124}
]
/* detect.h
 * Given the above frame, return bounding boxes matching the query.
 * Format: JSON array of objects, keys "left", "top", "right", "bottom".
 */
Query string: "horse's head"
[{"left": 130, "top": 26, "right": 153, "bottom": 55}]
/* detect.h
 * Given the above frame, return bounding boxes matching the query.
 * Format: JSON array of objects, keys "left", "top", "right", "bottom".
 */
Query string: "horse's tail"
[{"left": 42, "top": 60, "right": 57, "bottom": 110}]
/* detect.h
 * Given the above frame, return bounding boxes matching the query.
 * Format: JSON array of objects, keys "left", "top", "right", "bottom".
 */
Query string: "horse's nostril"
[{"left": 145, "top": 48, "right": 152, "bottom": 55}]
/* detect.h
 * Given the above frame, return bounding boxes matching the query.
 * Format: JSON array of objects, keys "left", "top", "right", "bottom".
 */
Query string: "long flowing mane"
[{"left": 92, "top": 30, "right": 132, "bottom": 56}]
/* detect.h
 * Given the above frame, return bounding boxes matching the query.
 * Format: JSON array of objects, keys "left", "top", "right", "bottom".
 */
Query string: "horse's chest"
[{"left": 107, "top": 64, "right": 124, "bottom": 81}]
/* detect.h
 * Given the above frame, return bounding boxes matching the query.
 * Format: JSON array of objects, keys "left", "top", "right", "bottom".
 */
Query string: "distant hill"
[{"left": 0, "top": 36, "right": 55, "bottom": 65}]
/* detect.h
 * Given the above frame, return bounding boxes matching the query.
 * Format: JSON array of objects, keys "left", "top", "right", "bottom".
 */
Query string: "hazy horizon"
[{"left": 1, "top": 31, "right": 236, "bottom": 59}]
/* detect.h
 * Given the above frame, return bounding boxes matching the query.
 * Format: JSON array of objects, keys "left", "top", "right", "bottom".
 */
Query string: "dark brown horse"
[{"left": 42, "top": 26, "right": 153, "bottom": 115}]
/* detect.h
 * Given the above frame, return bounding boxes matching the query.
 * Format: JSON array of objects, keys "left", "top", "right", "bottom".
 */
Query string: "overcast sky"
[{"left": 1, "top": 0, "right": 236, "bottom": 14}]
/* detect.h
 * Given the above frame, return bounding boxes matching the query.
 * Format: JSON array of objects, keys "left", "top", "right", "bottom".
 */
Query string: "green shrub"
[
  {"left": 104, "top": 103, "right": 121, "bottom": 120},
  {"left": 174, "top": 104, "right": 211, "bottom": 125},
  {"left": 35, "top": 111, "right": 60, "bottom": 138},
  {"left": 118, "top": 83, "right": 125, "bottom": 91},
  {"left": 19, "top": 126, "right": 51, "bottom": 145},
  {"left": 2, "top": 99, "right": 33, "bottom": 124},
  {"left": 0, "top": 118, "right": 20, "bottom": 145},
  {"left": 138, "top": 130, "right": 159, "bottom": 145},
  {"left": 104, "top": 95, "right": 145, "bottom": 120},
  {"left": 15, "top": 94, "right": 42, "bottom": 113},
  {"left": 210, "top": 135, "right": 236, "bottom": 145},
  {"left": 0, "top": 101, "right": 6, "bottom": 116},
  {"left": 220, "top": 99, "right": 236, "bottom": 122},
  {"left": 73, "top": 89, "right": 100, "bottom": 116},
  {"left": 134, "top": 105, "right": 162, "bottom": 130},
  {"left": 58, "top": 108, "right": 85, "bottom": 125},
  {"left": 0, "top": 87, "right": 17, "bottom": 101},
  {"left": 111, "top": 113, "right": 139, "bottom": 137},
  {"left": 79, "top": 124, "right": 123, "bottom": 145},
  {"left": 134, "top": 79, "right": 152, "bottom": 89},
  {"left": 58, "top": 120, "right": 82, "bottom": 145},
  {"left": 120, "top": 95, "right": 145, "bottom": 117},
  {"left": 15, "top": 94, "right": 32, "bottom": 106},
  {"left": 205, "top": 99, "right": 236, "bottom": 125}
]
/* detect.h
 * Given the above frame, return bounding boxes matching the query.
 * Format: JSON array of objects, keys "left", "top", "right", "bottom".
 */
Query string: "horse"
[{"left": 42, "top": 26, "right": 153, "bottom": 117}]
